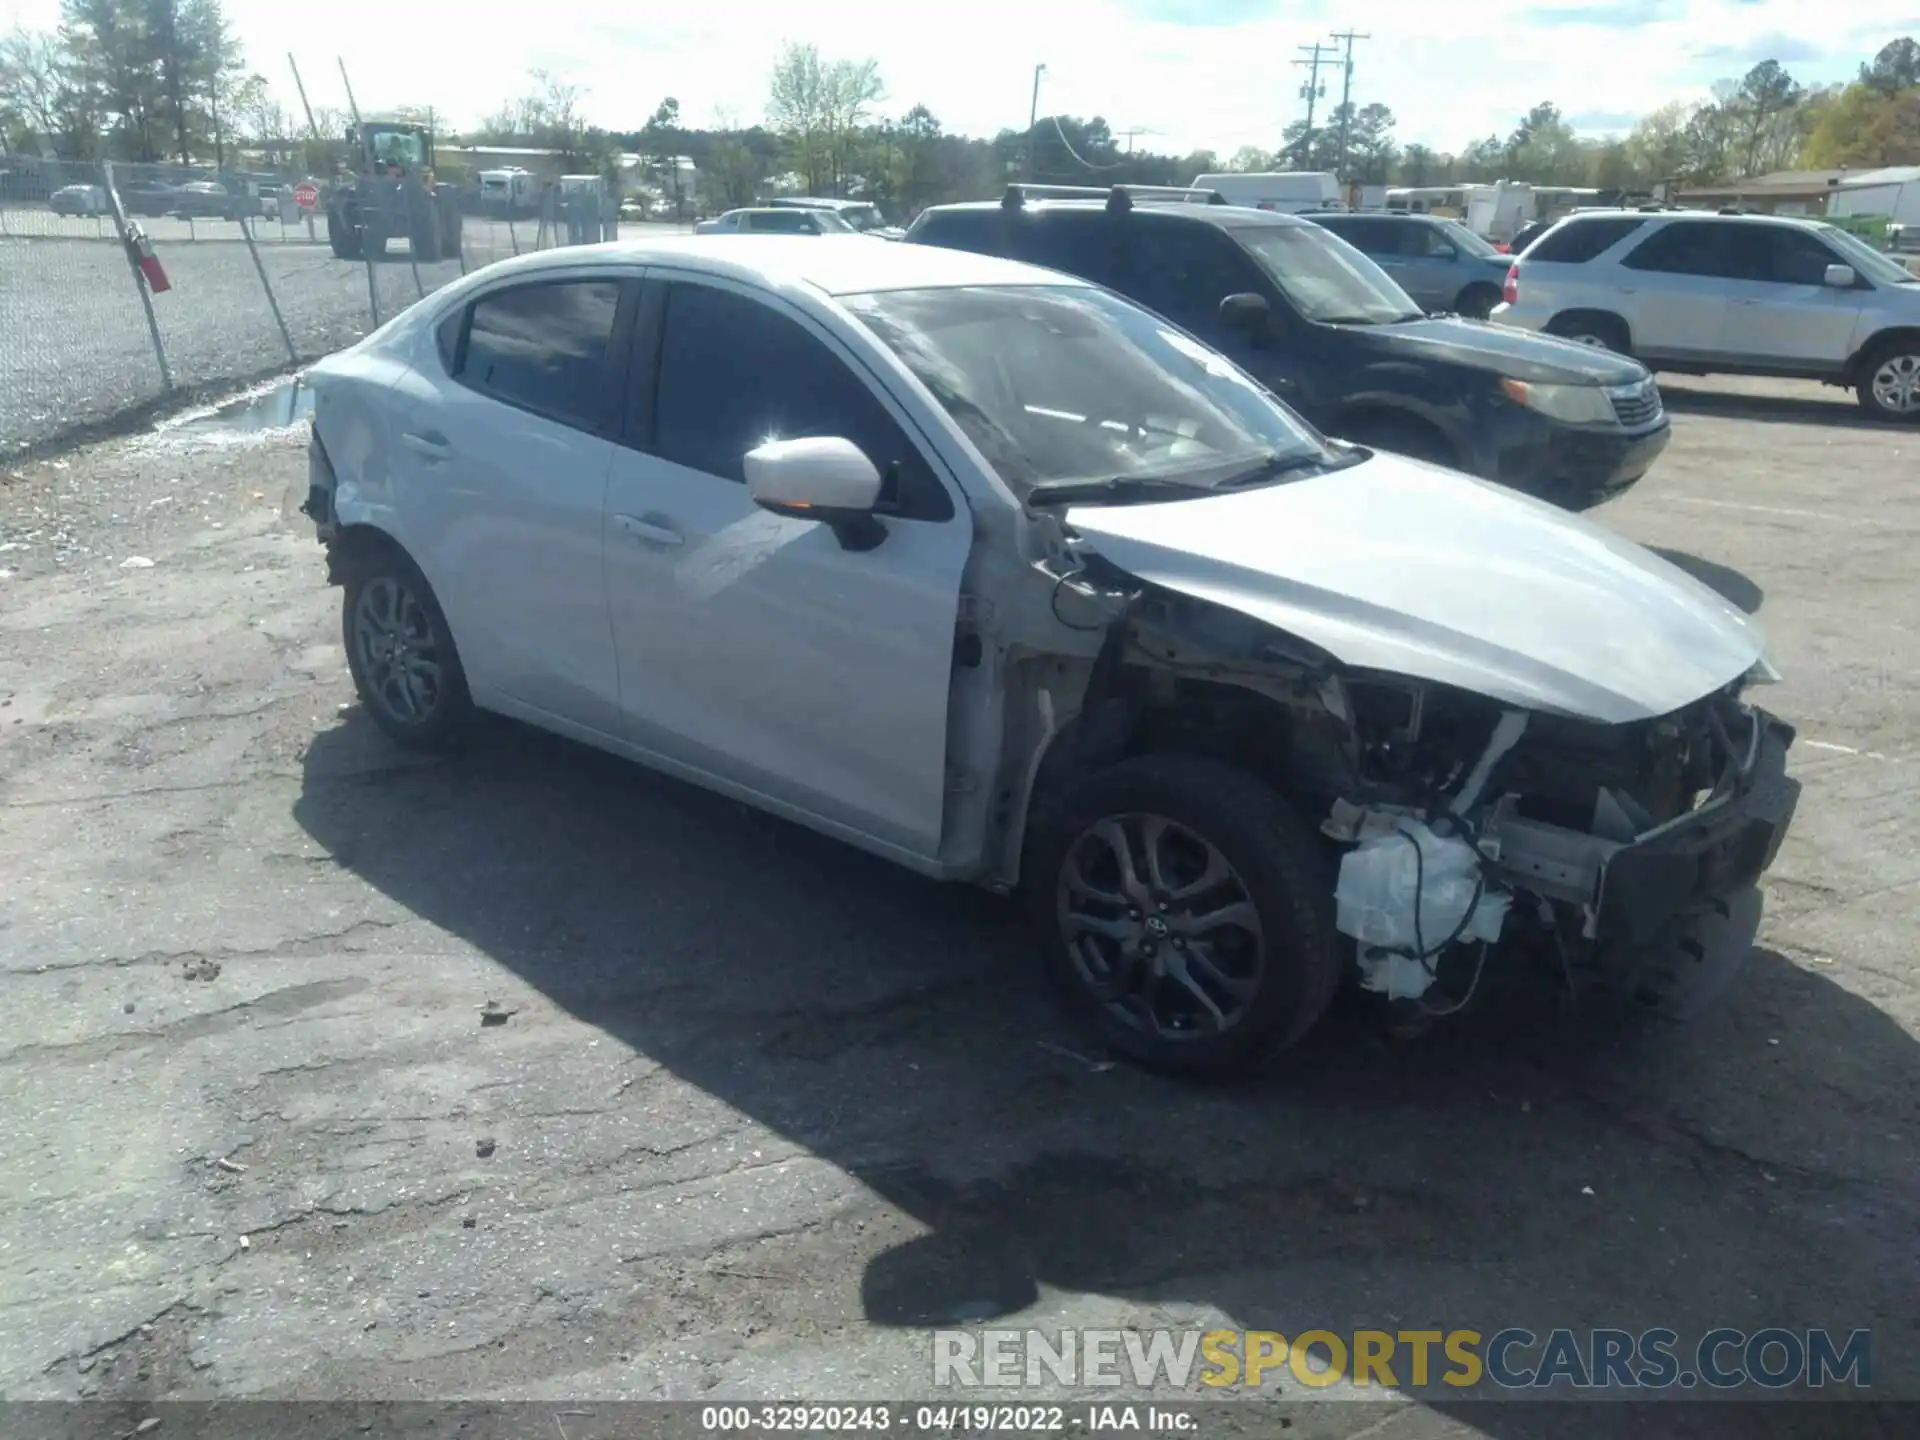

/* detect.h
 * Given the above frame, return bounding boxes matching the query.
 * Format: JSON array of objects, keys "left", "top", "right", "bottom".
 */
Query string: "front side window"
[
  {"left": 1231, "top": 224, "right": 1424, "bottom": 324},
  {"left": 1437, "top": 220, "right": 1498, "bottom": 258},
  {"left": 649, "top": 282, "right": 953, "bottom": 520},
  {"left": 1734, "top": 226, "right": 1844, "bottom": 286},
  {"left": 1816, "top": 224, "right": 1917, "bottom": 286},
  {"left": 457, "top": 280, "right": 622, "bottom": 430},
  {"left": 842, "top": 283, "right": 1333, "bottom": 502}
]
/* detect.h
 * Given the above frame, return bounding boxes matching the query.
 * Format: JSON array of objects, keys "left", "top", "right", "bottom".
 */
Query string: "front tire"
[
  {"left": 1855, "top": 337, "right": 1920, "bottom": 422},
  {"left": 1027, "top": 755, "right": 1341, "bottom": 1076},
  {"left": 341, "top": 548, "right": 473, "bottom": 749}
]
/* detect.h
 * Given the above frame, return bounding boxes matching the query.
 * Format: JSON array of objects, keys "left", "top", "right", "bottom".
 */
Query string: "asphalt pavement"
[{"left": 0, "top": 375, "right": 1913, "bottom": 1436}]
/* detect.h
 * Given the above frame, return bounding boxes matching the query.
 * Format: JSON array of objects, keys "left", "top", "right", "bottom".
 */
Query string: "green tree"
[
  {"left": 1398, "top": 142, "right": 1436, "bottom": 186},
  {"left": 1861, "top": 36, "right": 1920, "bottom": 96}
]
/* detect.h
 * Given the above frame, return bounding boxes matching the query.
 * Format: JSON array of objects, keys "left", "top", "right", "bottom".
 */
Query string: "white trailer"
[
  {"left": 477, "top": 167, "right": 537, "bottom": 217},
  {"left": 1191, "top": 171, "right": 1344, "bottom": 212}
]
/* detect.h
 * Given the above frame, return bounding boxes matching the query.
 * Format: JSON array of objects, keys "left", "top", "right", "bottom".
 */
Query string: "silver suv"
[{"left": 1492, "top": 210, "right": 1920, "bottom": 421}]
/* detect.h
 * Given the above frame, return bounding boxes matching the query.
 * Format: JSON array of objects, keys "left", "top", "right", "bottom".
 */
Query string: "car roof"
[
  {"left": 467, "top": 234, "right": 1080, "bottom": 297},
  {"left": 920, "top": 198, "right": 1315, "bottom": 230},
  {"left": 771, "top": 197, "right": 871, "bottom": 209}
]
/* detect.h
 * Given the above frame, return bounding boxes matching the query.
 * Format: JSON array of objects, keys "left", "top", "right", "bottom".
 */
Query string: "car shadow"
[
  {"left": 1655, "top": 382, "right": 1883, "bottom": 431},
  {"left": 292, "top": 713, "right": 1918, "bottom": 1425},
  {"left": 1650, "top": 547, "right": 1765, "bottom": 614}
]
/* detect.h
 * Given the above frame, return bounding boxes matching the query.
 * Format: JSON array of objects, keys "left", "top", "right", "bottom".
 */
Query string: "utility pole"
[
  {"left": 1293, "top": 43, "right": 1334, "bottom": 167},
  {"left": 1026, "top": 64, "right": 1047, "bottom": 181},
  {"left": 1330, "top": 29, "right": 1370, "bottom": 183}
]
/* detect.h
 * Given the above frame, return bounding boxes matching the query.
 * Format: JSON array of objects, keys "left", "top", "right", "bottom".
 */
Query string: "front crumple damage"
[
  {"left": 1059, "top": 450, "right": 1770, "bottom": 725},
  {"left": 993, "top": 545, "right": 1801, "bottom": 1021}
]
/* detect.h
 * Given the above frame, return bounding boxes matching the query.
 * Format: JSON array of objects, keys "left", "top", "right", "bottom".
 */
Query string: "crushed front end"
[{"left": 1325, "top": 673, "right": 1801, "bottom": 1021}]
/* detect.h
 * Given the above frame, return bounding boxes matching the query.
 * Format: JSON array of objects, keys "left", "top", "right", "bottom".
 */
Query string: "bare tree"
[{"left": 0, "top": 26, "right": 72, "bottom": 150}]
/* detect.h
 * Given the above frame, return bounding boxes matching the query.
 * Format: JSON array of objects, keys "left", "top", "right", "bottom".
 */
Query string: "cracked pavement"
[{"left": 0, "top": 375, "right": 1915, "bottom": 1434}]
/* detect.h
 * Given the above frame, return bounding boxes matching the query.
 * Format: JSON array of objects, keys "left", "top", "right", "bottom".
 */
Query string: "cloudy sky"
[{"left": 4, "top": 0, "right": 1915, "bottom": 154}]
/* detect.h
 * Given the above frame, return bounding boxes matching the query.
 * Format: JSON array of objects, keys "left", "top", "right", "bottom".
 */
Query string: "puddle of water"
[{"left": 170, "top": 376, "right": 314, "bottom": 435}]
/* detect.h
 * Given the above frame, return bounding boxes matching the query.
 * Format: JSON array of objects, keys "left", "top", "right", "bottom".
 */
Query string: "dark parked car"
[
  {"left": 118, "top": 182, "right": 185, "bottom": 218},
  {"left": 904, "top": 185, "right": 1671, "bottom": 511},
  {"left": 173, "top": 180, "right": 237, "bottom": 219},
  {"left": 1304, "top": 211, "right": 1513, "bottom": 317}
]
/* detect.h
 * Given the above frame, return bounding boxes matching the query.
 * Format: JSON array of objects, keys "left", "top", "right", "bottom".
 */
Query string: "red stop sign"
[{"left": 293, "top": 181, "right": 320, "bottom": 212}]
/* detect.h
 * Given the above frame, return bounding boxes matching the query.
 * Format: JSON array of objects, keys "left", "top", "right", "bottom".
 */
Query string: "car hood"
[
  {"left": 1353, "top": 313, "right": 1648, "bottom": 384},
  {"left": 1066, "top": 450, "right": 1767, "bottom": 724}
]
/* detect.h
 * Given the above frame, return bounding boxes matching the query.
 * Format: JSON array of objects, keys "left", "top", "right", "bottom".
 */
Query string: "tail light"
[{"left": 1502, "top": 264, "right": 1519, "bottom": 306}]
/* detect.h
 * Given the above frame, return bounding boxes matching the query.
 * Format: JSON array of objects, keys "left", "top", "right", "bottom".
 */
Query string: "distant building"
[{"left": 1674, "top": 169, "right": 1859, "bottom": 216}]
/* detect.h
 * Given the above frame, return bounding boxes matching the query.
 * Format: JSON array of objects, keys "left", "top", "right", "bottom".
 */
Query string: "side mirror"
[
  {"left": 745, "top": 436, "right": 887, "bottom": 552},
  {"left": 1823, "top": 263, "right": 1857, "bottom": 289},
  {"left": 1220, "top": 291, "right": 1272, "bottom": 333}
]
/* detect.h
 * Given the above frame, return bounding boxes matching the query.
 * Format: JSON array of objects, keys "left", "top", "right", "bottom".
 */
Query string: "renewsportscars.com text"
[{"left": 932, "top": 1326, "right": 1873, "bottom": 1392}]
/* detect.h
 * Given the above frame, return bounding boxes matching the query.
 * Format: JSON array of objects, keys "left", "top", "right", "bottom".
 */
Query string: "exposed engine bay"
[{"left": 1012, "top": 553, "right": 1802, "bottom": 1022}]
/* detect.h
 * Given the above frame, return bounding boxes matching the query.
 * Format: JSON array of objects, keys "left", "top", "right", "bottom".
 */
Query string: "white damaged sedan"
[{"left": 300, "top": 236, "right": 1801, "bottom": 1074}]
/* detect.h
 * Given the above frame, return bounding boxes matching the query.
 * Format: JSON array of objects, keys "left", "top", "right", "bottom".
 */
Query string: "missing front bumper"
[{"left": 1478, "top": 704, "right": 1801, "bottom": 948}]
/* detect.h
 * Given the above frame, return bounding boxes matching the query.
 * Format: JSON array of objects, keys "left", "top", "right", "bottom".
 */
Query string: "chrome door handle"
[{"left": 613, "top": 512, "right": 684, "bottom": 547}]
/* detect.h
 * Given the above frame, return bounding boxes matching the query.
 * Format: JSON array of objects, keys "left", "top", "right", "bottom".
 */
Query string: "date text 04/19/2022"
[{"left": 698, "top": 1404, "right": 1195, "bottom": 1432}]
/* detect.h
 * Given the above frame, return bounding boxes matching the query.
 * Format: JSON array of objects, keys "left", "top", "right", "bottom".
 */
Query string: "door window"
[
  {"left": 745, "top": 210, "right": 818, "bottom": 233},
  {"left": 1621, "top": 221, "right": 1741, "bottom": 278},
  {"left": 1121, "top": 218, "right": 1268, "bottom": 330},
  {"left": 1732, "top": 226, "right": 1844, "bottom": 286},
  {"left": 648, "top": 282, "right": 954, "bottom": 521},
  {"left": 1014, "top": 214, "right": 1128, "bottom": 288},
  {"left": 455, "top": 280, "right": 623, "bottom": 431}
]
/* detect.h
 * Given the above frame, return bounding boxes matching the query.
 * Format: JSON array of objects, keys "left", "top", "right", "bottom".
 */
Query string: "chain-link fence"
[{"left": 1, "top": 157, "right": 691, "bottom": 456}]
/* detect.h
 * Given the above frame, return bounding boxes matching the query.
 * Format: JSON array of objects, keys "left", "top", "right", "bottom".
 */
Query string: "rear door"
[
  {"left": 1716, "top": 224, "right": 1868, "bottom": 370},
  {"left": 1614, "top": 220, "right": 1738, "bottom": 360},
  {"left": 600, "top": 274, "right": 973, "bottom": 860},
  {"left": 386, "top": 273, "right": 635, "bottom": 735}
]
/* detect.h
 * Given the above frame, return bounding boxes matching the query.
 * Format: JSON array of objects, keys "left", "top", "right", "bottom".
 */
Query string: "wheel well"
[
  {"left": 1023, "top": 676, "right": 1350, "bottom": 867},
  {"left": 1328, "top": 405, "right": 1459, "bottom": 465},
  {"left": 1844, "top": 327, "right": 1920, "bottom": 386},
  {"left": 323, "top": 523, "right": 408, "bottom": 589},
  {"left": 1458, "top": 279, "right": 1501, "bottom": 298},
  {"left": 1547, "top": 309, "right": 1632, "bottom": 348}
]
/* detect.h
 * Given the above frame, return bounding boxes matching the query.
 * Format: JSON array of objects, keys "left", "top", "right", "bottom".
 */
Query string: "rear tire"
[
  {"left": 1456, "top": 284, "right": 1500, "bottom": 320},
  {"left": 340, "top": 545, "right": 473, "bottom": 750},
  {"left": 1547, "top": 311, "right": 1631, "bottom": 355},
  {"left": 326, "top": 208, "right": 361, "bottom": 260},
  {"left": 1026, "top": 754, "right": 1341, "bottom": 1076},
  {"left": 1854, "top": 336, "right": 1920, "bottom": 422}
]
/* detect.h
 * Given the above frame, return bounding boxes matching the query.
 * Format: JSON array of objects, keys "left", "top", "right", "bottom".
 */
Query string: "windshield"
[
  {"left": 1439, "top": 219, "right": 1500, "bottom": 258},
  {"left": 842, "top": 284, "right": 1330, "bottom": 501},
  {"left": 369, "top": 130, "right": 425, "bottom": 167},
  {"left": 1230, "top": 224, "right": 1425, "bottom": 324},
  {"left": 838, "top": 205, "right": 883, "bottom": 231},
  {"left": 1816, "top": 225, "right": 1917, "bottom": 285}
]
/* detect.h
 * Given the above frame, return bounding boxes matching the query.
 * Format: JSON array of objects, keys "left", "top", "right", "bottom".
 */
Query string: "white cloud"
[{"left": 3, "top": 0, "right": 1913, "bottom": 155}]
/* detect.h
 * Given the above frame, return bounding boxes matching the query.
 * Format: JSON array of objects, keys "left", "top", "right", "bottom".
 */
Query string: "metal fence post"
[
  {"left": 240, "top": 214, "right": 300, "bottom": 364},
  {"left": 101, "top": 160, "right": 173, "bottom": 394},
  {"left": 507, "top": 213, "right": 520, "bottom": 256},
  {"left": 404, "top": 180, "right": 425, "bottom": 300}
]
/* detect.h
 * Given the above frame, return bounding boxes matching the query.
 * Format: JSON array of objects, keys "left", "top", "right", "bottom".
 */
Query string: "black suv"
[{"left": 904, "top": 185, "right": 1671, "bottom": 511}]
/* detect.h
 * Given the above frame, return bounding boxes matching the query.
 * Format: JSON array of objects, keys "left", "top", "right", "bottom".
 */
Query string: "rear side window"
[
  {"left": 1621, "top": 220, "right": 1739, "bottom": 278},
  {"left": 746, "top": 210, "right": 817, "bottom": 233},
  {"left": 456, "top": 280, "right": 622, "bottom": 430},
  {"left": 908, "top": 209, "right": 1005, "bottom": 256},
  {"left": 1528, "top": 216, "right": 1647, "bottom": 264},
  {"left": 1015, "top": 214, "right": 1128, "bottom": 288}
]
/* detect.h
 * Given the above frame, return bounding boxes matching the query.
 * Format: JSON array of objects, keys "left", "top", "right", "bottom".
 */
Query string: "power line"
[
  {"left": 1293, "top": 43, "right": 1335, "bottom": 165},
  {"left": 1049, "top": 115, "right": 1129, "bottom": 171},
  {"left": 1329, "top": 29, "right": 1371, "bottom": 180}
]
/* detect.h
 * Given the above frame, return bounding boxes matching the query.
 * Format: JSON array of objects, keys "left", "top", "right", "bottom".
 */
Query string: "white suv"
[{"left": 1492, "top": 210, "right": 1920, "bottom": 421}]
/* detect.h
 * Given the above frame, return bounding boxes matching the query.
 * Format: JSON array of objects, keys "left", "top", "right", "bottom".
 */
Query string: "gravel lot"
[
  {"left": 0, "top": 217, "right": 694, "bottom": 456},
  {"left": 0, "top": 377, "right": 1915, "bottom": 1435}
]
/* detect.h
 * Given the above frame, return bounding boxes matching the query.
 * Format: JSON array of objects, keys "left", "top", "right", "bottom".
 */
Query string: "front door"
[
  {"left": 602, "top": 275, "right": 973, "bottom": 861},
  {"left": 385, "top": 273, "right": 632, "bottom": 735},
  {"left": 1717, "top": 224, "right": 1869, "bottom": 370}
]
